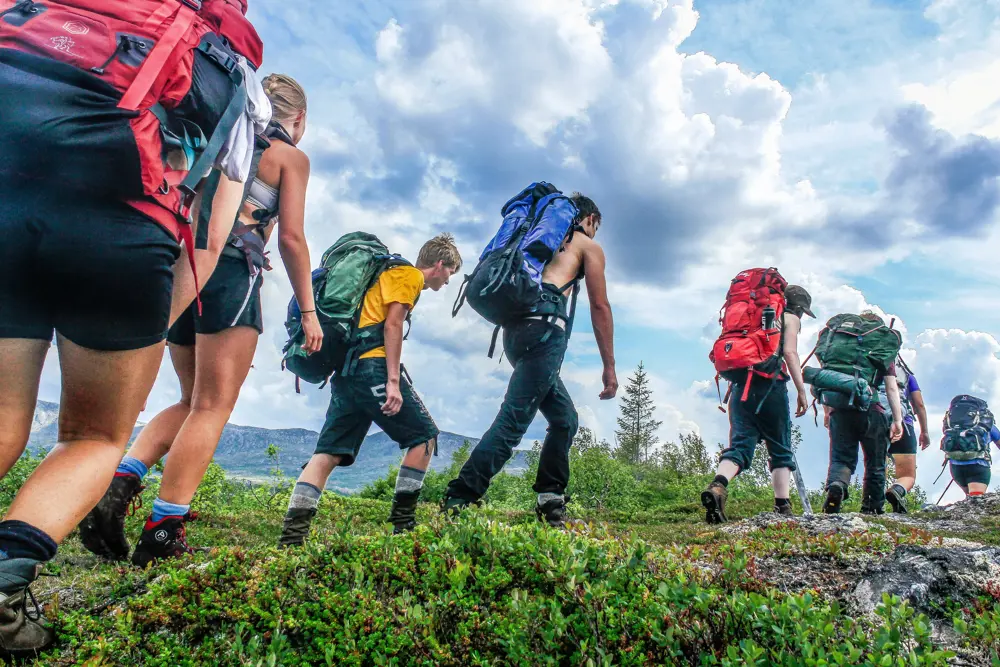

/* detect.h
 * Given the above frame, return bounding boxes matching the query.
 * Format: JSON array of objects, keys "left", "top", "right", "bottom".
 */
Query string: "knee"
[
  {"left": 549, "top": 409, "right": 579, "bottom": 439},
  {"left": 58, "top": 414, "right": 131, "bottom": 447},
  {"left": 189, "top": 393, "right": 238, "bottom": 416}
]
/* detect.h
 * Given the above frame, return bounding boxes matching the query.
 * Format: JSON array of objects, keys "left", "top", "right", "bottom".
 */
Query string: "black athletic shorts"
[
  {"left": 167, "top": 252, "right": 263, "bottom": 346},
  {"left": 950, "top": 462, "right": 991, "bottom": 489},
  {"left": 0, "top": 189, "right": 179, "bottom": 351},
  {"left": 888, "top": 423, "right": 918, "bottom": 455},
  {"left": 314, "top": 358, "right": 439, "bottom": 466}
]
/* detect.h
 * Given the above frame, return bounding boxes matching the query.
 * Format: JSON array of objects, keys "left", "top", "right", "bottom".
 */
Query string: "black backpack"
[{"left": 942, "top": 395, "right": 994, "bottom": 461}]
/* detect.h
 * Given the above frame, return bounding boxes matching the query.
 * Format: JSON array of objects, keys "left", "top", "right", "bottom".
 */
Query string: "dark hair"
[{"left": 570, "top": 192, "right": 601, "bottom": 225}]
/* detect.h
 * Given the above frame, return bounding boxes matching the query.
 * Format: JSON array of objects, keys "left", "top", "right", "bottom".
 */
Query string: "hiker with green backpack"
[
  {"left": 277, "top": 233, "right": 462, "bottom": 545},
  {"left": 806, "top": 310, "right": 905, "bottom": 514},
  {"left": 941, "top": 394, "right": 1000, "bottom": 499}
]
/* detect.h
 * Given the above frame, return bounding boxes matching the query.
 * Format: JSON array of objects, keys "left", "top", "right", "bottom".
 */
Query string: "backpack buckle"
[{"left": 180, "top": 0, "right": 203, "bottom": 10}]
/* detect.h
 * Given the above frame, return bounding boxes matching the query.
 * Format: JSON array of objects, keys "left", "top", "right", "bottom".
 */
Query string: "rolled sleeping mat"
[{"left": 802, "top": 366, "right": 874, "bottom": 411}]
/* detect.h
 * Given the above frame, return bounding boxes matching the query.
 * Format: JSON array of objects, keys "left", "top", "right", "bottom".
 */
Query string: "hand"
[
  {"left": 919, "top": 432, "right": 931, "bottom": 450},
  {"left": 381, "top": 378, "right": 403, "bottom": 416},
  {"left": 795, "top": 389, "right": 809, "bottom": 417},
  {"left": 890, "top": 421, "right": 903, "bottom": 443},
  {"left": 599, "top": 366, "right": 618, "bottom": 400},
  {"left": 301, "top": 311, "right": 324, "bottom": 355}
]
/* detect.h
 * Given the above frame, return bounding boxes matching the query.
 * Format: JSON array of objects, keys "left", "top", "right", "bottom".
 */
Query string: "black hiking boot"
[
  {"left": 886, "top": 485, "right": 908, "bottom": 514},
  {"left": 774, "top": 502, "right": 794, "bottom": 517},
  {"left": 535, "top": 495, "right": 571, "bottom": 528},
  {"left": 277, "top": 508, "right": 317, "bottom": 548},
  {"left": 701, "top": 482, "right": 728, "bottom": 524},
  {"left": 130, "top": 514, "right": 200, "bottom": 568},
  {"left": 822, "top": 483, "right": 845, "bottom": 514},
  {"left": 0, "top": 558, "right": 53, "bottom": 658},
  {"left": 387, "top": 491, "right": 420, "bottom": 534},
  {"left": 440, "top": 495, "right": 478, "bottom": 517},
  {"left": 79, "top": 473, "right": 145, "bottom": 561}
]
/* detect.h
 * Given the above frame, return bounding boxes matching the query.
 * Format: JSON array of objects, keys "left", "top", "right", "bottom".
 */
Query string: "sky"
[{"left": 37, "top": 0, "right": 1000, "bottom": 504}]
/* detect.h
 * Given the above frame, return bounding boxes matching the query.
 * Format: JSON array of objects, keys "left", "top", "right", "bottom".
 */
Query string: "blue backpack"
[{"left": 453, "top": 182, "right": 582, "bottom": 356}]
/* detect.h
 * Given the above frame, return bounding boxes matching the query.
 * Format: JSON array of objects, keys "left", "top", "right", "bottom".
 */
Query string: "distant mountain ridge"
[{"left": 26, "top": 400, "right": 526, "bottom": 493}]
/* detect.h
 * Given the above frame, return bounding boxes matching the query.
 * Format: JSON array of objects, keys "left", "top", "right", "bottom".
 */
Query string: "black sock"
[
  {"left": 774, "top": 497, "right": 791, "bottom": 507},
  {"left": 713, "top": 475, "right": 729, "bottom": 488},
  {"left": 0, "top": 520, "right": 58, "bottom": 562}
]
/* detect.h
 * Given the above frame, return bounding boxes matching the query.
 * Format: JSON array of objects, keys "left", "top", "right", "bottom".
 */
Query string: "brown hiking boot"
[
  {"left": 131, "top": 514, "right": 201, "bottom": 568},
  {"left": 278, "top": 508, "right": 317, "bottom": 548},
  {"left": 0, "top": 558, "right": 52, "bottom": 658},
  {"left": 79, "top": 473, "right": 145, "bottom": 561},
  {"left": 701, "top": 482, "right": 728, "bottom": 524}
]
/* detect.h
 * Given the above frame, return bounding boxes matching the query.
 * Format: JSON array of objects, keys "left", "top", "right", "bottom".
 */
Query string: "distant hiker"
[
  {"left": 809, "top": 311, "right": 904, "bottom": 514},
  {"left": 277, "top": 234, "right": 462, "bottom": 546},
  {"left": 443, "top": 185, "right": 617, "bottom": 527},
  {"left": 80, "top": 75, "right": 323, "bottom": 567},
  {"left": 941, "top": 395, "right": 1000, "bottom": 499},
  {"left": 702, "top": 273, "right": 813, "bottom": 523},
  {"left": 0, "top": 0, "right": 266, "bottom": 654},
  {"left": 880, "top": 357, "right": 931, "bottom": 513}
]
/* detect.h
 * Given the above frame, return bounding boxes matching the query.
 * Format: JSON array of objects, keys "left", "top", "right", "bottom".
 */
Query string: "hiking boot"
[
  {"left": 440, "top": 495, "right": 478, "bottom": 517},
  {"left": 535, "top": 495, "right": 571, "bottom": 528},
  {"left": 701, "top": 482, "right": 728, "bottom": 524},
  {"left": 387, "top": 491, "right": 419, "bottom": 535},
  {"left": 79, "top": 473, "right": 145, "bottom": 561},
  {"left": 823, "top": 483, "right": 845, "bottom": 514},
  {"left": 130, "top": 514, "right": 198, "bottom": 568},
  {"left": 774, "top": 502, "right": 794, "bottom": 517},
  {"left": 886, "top": 485, "right": 908, "bottom": 514},
  {"left": 277, "top": 508, "right": 317, "bottom": 548},
  {"left": 0, "top": 558, "right": 53, "bottom": 658}
]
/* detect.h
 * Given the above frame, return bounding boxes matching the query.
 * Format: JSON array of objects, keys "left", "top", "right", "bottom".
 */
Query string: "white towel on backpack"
[{"left": 215, "top": 55, "right": 272, "bottom": 183}]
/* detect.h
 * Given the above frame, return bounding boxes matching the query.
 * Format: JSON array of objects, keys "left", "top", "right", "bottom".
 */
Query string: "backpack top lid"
[
  {"left": 946, "top": 394, "right": 993, "bottom": 429},
  {"left": 815, "top": 313, "right": 902, "bottom": 385},
  {"left": 201, "top": 0, "right": 264, "bottom": 68}
]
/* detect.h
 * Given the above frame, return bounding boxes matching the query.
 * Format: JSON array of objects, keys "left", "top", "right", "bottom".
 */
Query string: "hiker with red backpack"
[
  {"left": 809, "top": 310, "right": 904, "bottom": 515},
  {"left": 0, "top": 0, "right": 267, "bottom": 653},
  {"left": 702, "top": 272, "right": 813, "bottom": 523},
  {"left": 79, "top": 74, "right": 325, "bottom": 567},
  {"left": 443, "top": 186, "right": 617, "bottom": 527}
]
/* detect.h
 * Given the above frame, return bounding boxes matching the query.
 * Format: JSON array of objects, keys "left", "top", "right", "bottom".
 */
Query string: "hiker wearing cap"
[
  {"left": 277, "top": 234, "right": 462, "bottom": 546},
  {"left": 810, "top": 310, "right": 904, "bottom": 515},
  {"left": 444, "top": 187, "right": 617, "bottom": 527},
  {"left": 703, "top": 274, "right": 813, "bottom": 523},
  {"left": 941, "top": 395, "right": 1000, "bottom": 499},
  {"left": 880, "top": 357, "right": 930, "bottom": 513},
  {"left": 79, "top": 75, "right": 324, "bottom": 567}
]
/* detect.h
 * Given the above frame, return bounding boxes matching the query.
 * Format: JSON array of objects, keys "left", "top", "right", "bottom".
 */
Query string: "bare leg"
[
  {"left": 298, "top": 454, "right": 342, "bottom": 490},
  {"left": 0, "top": 340, "right": 48, "bottom": 479},
  {"left": 124, "top": 343, "right": 196, "bottom": 467},
  {"left": 5, "top": 336, "right": 163, "bottom": 542},
  {"left": 400, "top": 442, "right": 434, "bottom": 473},
  {"left": 716, "top": 459, "right": 740, "bottom": 481},
  {"left": 892, "top": 454, "right": 916, "bottom": 492},
  {"left": 155, "top": 327, "right": 258, "bottom": 505},
  {"left": 968, "top": 482, "right": 988, "bottom": 496},
  {"left": 771, "top": 467, "right": 791, "bottom": 498}
]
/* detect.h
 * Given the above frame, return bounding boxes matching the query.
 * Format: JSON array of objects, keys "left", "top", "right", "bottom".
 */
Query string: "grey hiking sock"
[
  {"left": 288, "top": 482, "right": 321, "bottom": 511},
  {"left": 396, "top": 465, "right": 427, "bottom": 494},
  {"left": 537, "top": 492, "right": 564, "bottom": 506}
]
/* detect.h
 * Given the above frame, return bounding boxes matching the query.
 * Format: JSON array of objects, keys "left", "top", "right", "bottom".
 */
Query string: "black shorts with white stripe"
[{"left": 167, "top": 252, "right": 263, "bottom": 346}]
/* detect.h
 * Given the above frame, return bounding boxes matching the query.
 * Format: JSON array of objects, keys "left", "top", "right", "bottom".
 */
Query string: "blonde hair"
[
  {"left": 417, "top": 233, "right": 463, "bottom": 271},
  {"left": 860, "top": 309, "right": 883, "bottom": 322},
  {"left": 261, "top": 73, "right": 307, "bottom": 125}
]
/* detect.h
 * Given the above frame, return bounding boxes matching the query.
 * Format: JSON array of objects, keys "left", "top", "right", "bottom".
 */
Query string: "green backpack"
[
  {"left": 281, "top": 232, "right": 412, "bottom": 389},
  {"left": 812, "top": 313, "right": 902, "bottom": 410}
]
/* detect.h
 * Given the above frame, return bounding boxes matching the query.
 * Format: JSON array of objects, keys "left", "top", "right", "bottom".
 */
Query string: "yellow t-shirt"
[{"left": 358, "top": 266, "right": 424, "bottom": 359}]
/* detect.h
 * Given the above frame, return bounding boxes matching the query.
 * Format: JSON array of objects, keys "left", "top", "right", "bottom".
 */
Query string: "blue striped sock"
[
  {"left": 116, "top": 456, "right": 149, "bottom": 480},
  {"left": 151, "top": 498, "right": 190, "bottom": 522}
]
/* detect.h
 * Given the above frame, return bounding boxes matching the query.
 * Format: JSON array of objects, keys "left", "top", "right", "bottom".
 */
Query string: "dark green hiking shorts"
[{"left": 314, "top": 358, "right": 439, "bottom": 466}]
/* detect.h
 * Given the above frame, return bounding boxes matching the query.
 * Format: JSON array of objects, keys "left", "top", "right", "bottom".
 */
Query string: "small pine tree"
[{"left": 614, "top": 362, "right": 662, "bottom": 464}]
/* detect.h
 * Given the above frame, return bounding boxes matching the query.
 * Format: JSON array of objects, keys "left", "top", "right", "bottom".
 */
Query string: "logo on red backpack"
[
  {"left": 62, "top": 21, "right": 90, "bottom": 35},
  {"left": 48, "top": 36, "right": 78, "bottom": 56}
]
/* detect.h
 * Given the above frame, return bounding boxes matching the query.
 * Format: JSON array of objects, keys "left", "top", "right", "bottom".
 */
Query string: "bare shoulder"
[{"left": 782, "top": 311, "right": 801, "bottom": 333}]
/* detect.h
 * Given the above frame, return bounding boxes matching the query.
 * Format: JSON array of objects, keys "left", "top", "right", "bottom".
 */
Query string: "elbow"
[{"left": 591, "top": 300, "right": 613, "bottom": 318}]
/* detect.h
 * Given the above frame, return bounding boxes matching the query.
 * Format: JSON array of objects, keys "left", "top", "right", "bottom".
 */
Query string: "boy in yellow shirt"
[{"left": 278, "top": 234, "right": 462, "bottom": 543}]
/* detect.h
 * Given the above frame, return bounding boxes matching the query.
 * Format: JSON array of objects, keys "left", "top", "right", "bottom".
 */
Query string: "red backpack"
[
  {"left": 709, "top": 267, "right": 788, "bottom": 404},
  {"left": 0, "top": 0, "right": 263, "bottom": 252}
]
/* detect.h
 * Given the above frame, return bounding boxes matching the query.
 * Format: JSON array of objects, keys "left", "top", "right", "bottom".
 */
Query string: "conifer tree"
[{"left": 614, "top": 362, "right": 662, "bottom": 464}]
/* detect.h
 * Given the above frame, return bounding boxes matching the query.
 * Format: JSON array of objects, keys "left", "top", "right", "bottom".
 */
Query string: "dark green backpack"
[
  {"left": 282, "top": 232, "right": 412, "bottom": 389},
  {"left": 813, "top": 313, "right": 902, "bottom": 410}
]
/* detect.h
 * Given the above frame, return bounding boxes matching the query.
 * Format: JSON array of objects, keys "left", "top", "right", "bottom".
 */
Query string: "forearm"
[
  {"left": 279, "top": 237, "right": 316, "bottom": 312},
  {"left": 916, "top": 406, "right": 929, "bottom": 434},
  {"left": 591, "top": 304, "right": 615, "bottom": 370},
  {"left": 783, "top": 351, "right": 806, "bottom": 394},
  {"left": 886, "top": 383, "right": 903, "bottom": 422},
  {"left": 383, "top": 320, "right": 404, "bottom": 383}
]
